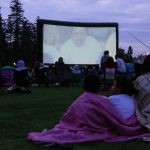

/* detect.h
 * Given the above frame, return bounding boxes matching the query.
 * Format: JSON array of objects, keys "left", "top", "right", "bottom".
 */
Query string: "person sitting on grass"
[
  {"left": 8, "top": 60, "right": 31, "bottom": 93},
  {"left": 133, "top": 54, "right": 150, "bottom": 130},
  {"left": 28, "top": 75, "right": 150, "bottom": 146},
  {"left": 109, "top": 76, "right": 136, "bottom": 120}
]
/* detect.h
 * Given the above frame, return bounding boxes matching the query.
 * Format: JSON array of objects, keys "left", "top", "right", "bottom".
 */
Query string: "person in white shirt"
[
  {"left": 60, "top": 27, "right": 102, "bottom": 64},
  {"left": 115, "top": 55, "right": 126, "bottom": 73},
  {"left": 109, "top": 76, "right": 136, "bottom": 120}
]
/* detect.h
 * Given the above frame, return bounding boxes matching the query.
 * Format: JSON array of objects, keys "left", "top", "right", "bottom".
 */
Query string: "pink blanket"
[{"left": 28, "top": 92, "right": 150, "bottom": 144}]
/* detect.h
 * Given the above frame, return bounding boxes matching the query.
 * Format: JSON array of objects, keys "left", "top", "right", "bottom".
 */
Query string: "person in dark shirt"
[{"left": 100, "top": 50, "right": 109, "bottom": 66}]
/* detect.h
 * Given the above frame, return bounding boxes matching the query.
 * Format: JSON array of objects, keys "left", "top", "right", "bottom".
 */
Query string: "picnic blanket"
[{"left": 28, "top": 92, "right": 150, "bottom": 144}]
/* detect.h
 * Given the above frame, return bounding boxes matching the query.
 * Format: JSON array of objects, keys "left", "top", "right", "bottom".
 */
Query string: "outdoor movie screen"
[{"left": 38, "top": 19, "right": 118, "bottom": 64}]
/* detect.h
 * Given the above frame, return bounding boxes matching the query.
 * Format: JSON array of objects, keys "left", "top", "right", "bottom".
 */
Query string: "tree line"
[
  {"left": 0, "top": 0, "right": 39, "bottom": 66},
  {"left": 0, "top": 0, "right": 134, "bottom": 66}
]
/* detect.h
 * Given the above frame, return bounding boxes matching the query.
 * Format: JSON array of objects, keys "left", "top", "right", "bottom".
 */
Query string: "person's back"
[
  {"left": 109, "top": 94, "right": 135, "bottom": 120},
  {"left": 115, "top": 55, "right": 126, "bottom": 73},
  {"left": 101, "top": 56, "right": 117, "bottom": 71},
  {"left": 37, "top": 64, "right": 48, "bottom": 86},
  {"left": 55, "top": 57, "right": 71, "bottom": 86},
  {"left": 55, "top": 57, "right": 66, "bottom": 74},
  {"left": 10, "top": 60, "right": 31, "bottom": 92},
  {"left": 14, "top": 69, "right": 29, "bottom": 87},
  {"left": 101, "top": 57, "right": 117, "bottom": 88},
  {"left": 109, "top": 77, "right": 136, "bottom": 120},
  {"left": 101, "top": 50, "right": 109, "bottom": 65}
]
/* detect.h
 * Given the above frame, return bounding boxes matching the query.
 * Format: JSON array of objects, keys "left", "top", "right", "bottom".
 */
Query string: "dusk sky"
[{"left": 1, "top": 0, "right": 150, "bottom": 56}]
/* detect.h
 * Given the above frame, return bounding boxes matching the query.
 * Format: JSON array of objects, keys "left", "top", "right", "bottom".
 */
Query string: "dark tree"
[
  {"left": 30, "top": 16, "right": 40, "bottom": 63},
  {"left": 0, "top": 7, "right": 7, "bottom": 65},
  {"left": 0, "top": 1, "right": 40, "bottom": 65},
  {"left": 20, "top": 18, "right": 36, "bottom": 64},
  {"left": 7, "top": 0, "right": 24, "bottom": 60}
]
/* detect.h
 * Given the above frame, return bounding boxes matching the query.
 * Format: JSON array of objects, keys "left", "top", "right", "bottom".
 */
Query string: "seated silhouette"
[
  {"left": 55, "top": 57, "right": 72, "bottom": 86},
  {"left": 101, "top": 57, "right": 117, "bottom": 90},
  {"left": 8, "top": 60, "right": 31, "bottom": 93},
  {"left": 34, "top": 65, "right": 49, "bottom": 87},
  {"left": 12, "top": 69, "right": 31, "bottom": 93}
]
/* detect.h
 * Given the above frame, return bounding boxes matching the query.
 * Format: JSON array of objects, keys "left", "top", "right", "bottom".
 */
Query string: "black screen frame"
[{"left": 37, "top": 19, "right": 119, "bottom": 64}]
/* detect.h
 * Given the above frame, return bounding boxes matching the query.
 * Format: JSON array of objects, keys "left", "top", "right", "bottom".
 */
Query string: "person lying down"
[{"left": 27, "top": 75, "right": 150, "bottom": 146}]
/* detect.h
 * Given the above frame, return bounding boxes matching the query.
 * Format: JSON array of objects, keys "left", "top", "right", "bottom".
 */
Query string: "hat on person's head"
[
  {"left": 17, "top": 59, "right": 25, "bottom": 68},
  {"left": 16, "top": 59, "right": 26, "bottom": 71},
  {"left": 104, "top": 50, "right": 109, "bottom": 55}
]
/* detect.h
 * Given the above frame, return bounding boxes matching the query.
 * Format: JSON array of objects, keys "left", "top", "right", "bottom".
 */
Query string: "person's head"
[
  {"left": 58, "top": 57, "right": 64, "bottom": 63},
  {"left": 83, "top": 75, "right": 100, "bottom": 94},
  {"left": 107, "top": 56, "right": 114, "bottom": 64},
  {"left": 104, "top": 50, "right": 109, "bottom": 56},
  {"left": 71, "top": 27, "right": 87, "bottom": 47},
  {"left": 17, "top": 59, "right": 25, "bottom": 68},
  {"left": 143, "top": 54, "right": 150, "bottom": 74},
  {"left": 113, "top": 76, "right": 136, "bottom": 96}
]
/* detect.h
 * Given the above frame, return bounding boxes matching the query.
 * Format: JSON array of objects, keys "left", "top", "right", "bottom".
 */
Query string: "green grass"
[{"left": 0, "top": 86, "right": 150, "bottom": 150}]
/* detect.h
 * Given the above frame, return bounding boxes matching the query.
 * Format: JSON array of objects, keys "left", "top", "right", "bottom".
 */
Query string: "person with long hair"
[{"left": 133, "top": 54, "right": 150, "bottom": 129}]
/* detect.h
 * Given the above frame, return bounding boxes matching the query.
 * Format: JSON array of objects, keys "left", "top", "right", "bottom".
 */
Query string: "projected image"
[
  {"left": 43, "top": 25, "right": 60, "bottom": 63},
  {"left": 43, "top": 24, "right": 117, "bottom": 64}
]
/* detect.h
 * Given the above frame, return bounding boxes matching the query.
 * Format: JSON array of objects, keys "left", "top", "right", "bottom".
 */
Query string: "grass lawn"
[{"left": 0, "top": 86, "right": 150, "bottom": 150}]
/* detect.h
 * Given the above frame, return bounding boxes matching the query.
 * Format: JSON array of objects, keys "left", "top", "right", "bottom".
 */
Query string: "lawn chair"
[
  {"left": 0, "top": 66, "right": 15, "bottom": 88},
  {"left": 9, "top": 69, "right": 31, "bottom": 93},
  {"left": 102, "top": 67, "right": 116, "bottom": 90}
]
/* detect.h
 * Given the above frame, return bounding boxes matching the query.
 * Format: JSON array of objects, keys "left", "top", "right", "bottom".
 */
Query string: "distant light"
[
  {"left": 13, "top": 62, "right": 16, "bottom": 66},
  {"left": 142, "top": 52, "right": 149, "bottom": 56}
]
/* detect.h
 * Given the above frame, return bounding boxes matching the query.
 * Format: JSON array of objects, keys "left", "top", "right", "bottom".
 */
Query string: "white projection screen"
[{"left": 37, "top": 19, "right": 118, "bottom": 64}]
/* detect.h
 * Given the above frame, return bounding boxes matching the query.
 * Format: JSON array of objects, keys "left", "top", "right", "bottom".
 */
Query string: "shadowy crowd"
[{"left": 0, "top": 52, "right": 147, "bottom": 94}]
